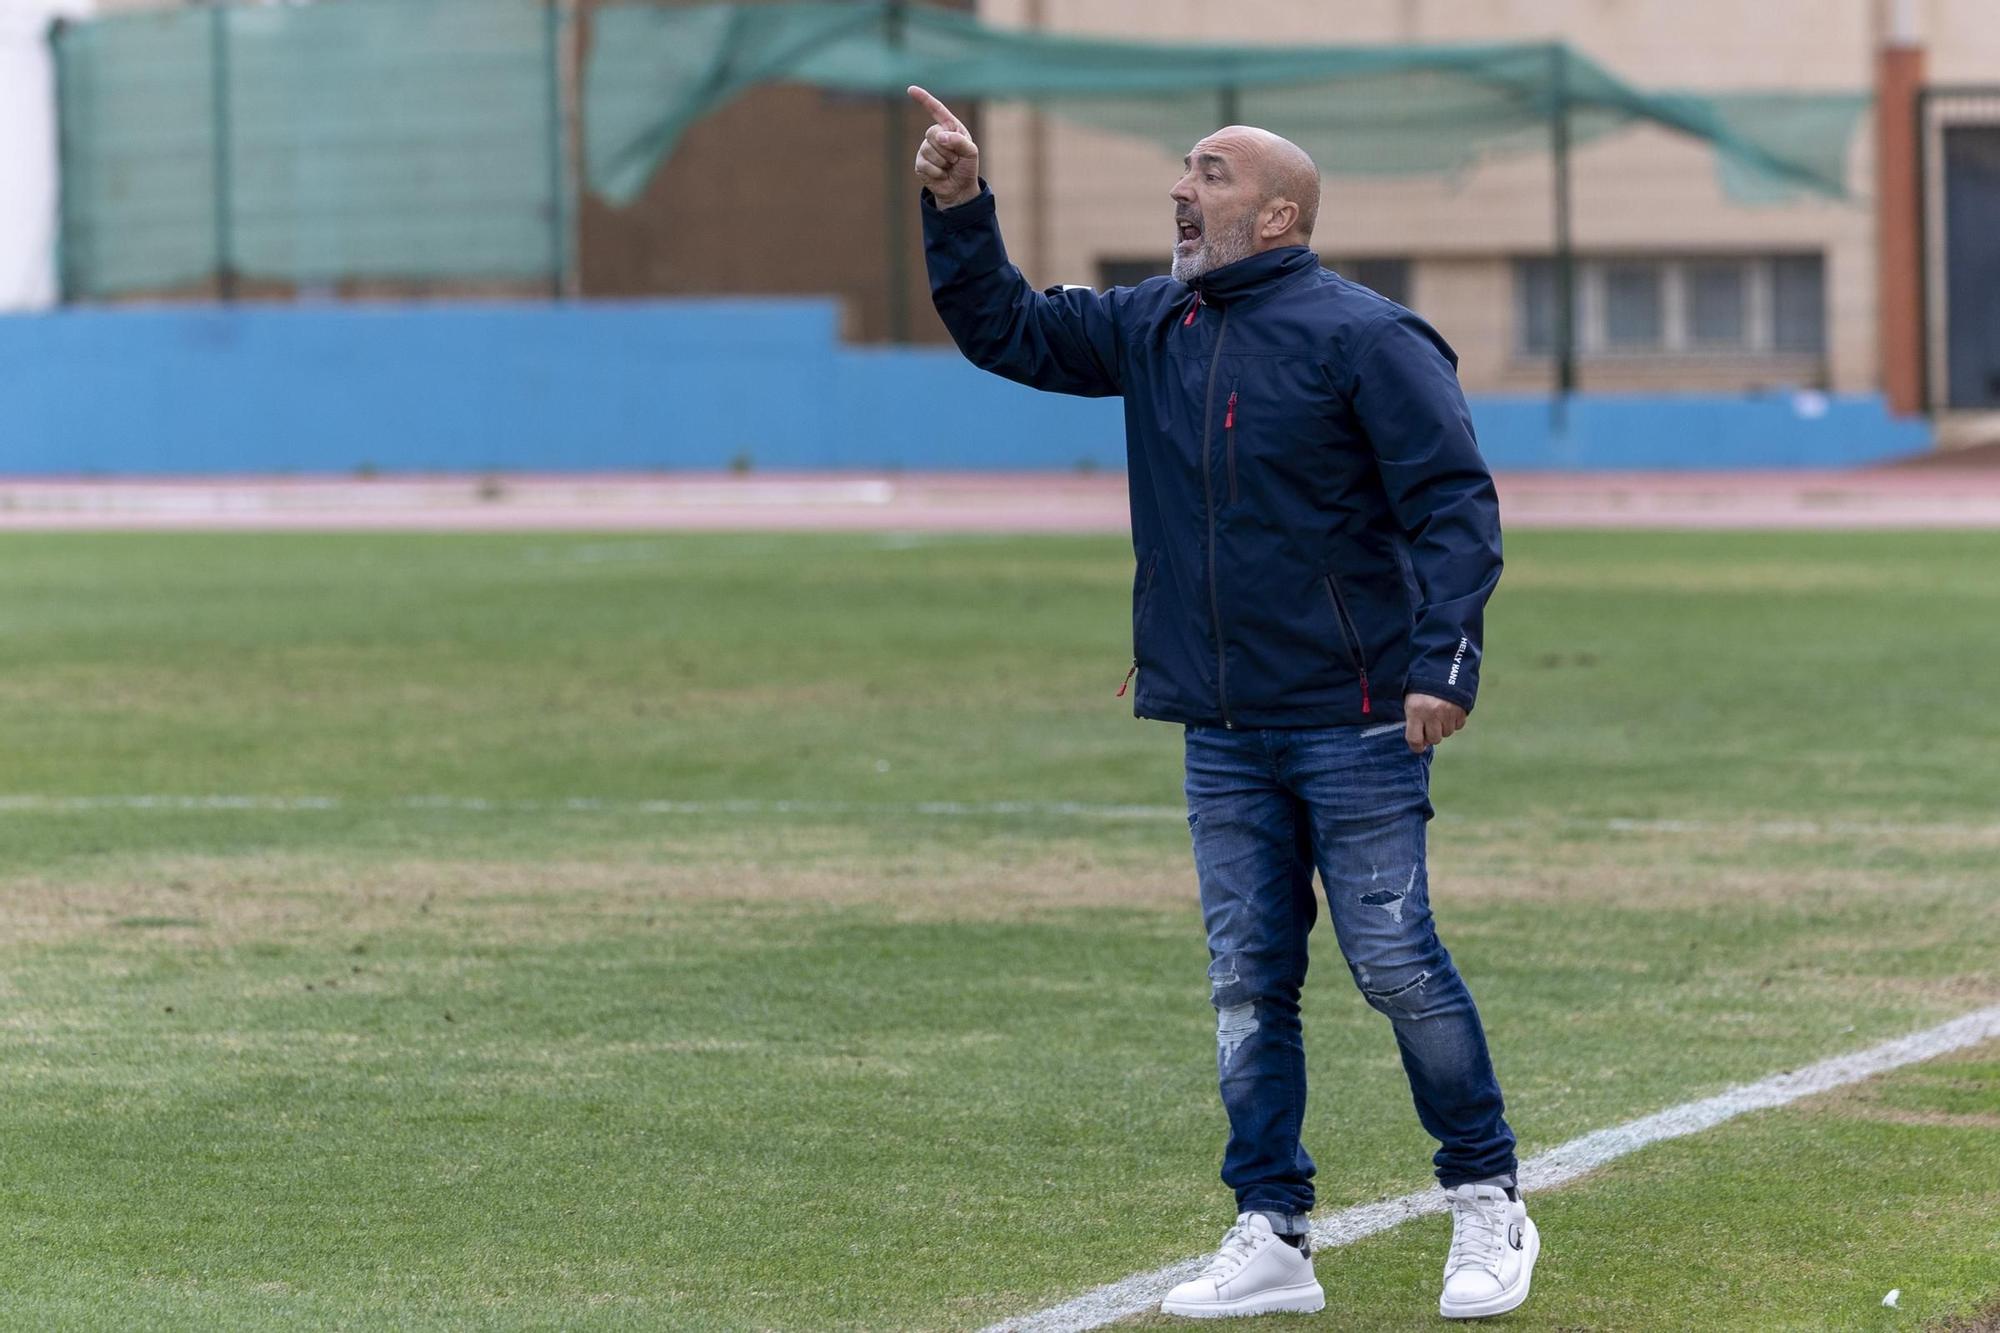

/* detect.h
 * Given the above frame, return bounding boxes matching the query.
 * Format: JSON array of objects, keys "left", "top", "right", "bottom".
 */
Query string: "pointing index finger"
[{"left": 907, "top": 84, "right": 965, "bottom": 134}]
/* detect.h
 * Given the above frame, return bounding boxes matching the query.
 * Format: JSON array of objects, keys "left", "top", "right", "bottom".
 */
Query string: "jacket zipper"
[
  {"left": 1224, "top": 386, "right": 1239, "bottom": 506},
  {"left": 1201, "top": 310, "right": 1234, "bottom": 727},
  {"left": 1117, "top": 553, "right": 1160, "bottom": 697},
  {"left": 1322, "top": 574, "right": 1372, "bottom": 716}
]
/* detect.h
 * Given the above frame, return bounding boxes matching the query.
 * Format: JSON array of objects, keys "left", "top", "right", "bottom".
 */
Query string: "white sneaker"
[
  {"left": 1439, "top": 1183, "right": 1539, "bottom": 1319},
  {"left": 1160, "top": 1212, "right": 1325, "bottom": 1319}
]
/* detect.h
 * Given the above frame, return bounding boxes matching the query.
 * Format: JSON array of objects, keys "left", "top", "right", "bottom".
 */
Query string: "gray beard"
[{"left": 1169, "top": 211, "right": 1258, "bottom": 283}]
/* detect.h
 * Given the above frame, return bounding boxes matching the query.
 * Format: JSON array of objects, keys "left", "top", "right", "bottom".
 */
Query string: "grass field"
[{"left": 1, "top": 529, "right": 1996, "bottom": 1331}]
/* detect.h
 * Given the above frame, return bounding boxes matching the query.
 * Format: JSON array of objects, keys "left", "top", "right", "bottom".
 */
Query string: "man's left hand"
[{"left": 1403, "top": 693, "right": 1467, "bottom": 753}]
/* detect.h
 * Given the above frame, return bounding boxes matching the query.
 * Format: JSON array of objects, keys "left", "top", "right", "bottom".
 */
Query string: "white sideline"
[{"left": 981, "top": 1004, "right": 2000, "bottom": 1333}]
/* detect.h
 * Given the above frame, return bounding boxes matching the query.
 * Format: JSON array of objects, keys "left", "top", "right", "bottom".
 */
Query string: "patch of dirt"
[
  {"left": 0, "top": 849, "right": 1200, "bottom": 949},
  {"left": 1843, "top": 972, "right": 2000, "bottom": 1005},
  {"left": 1835, "top": 1106, "right": 2000, "bottom": 1130},
  {"left": 11, "top": 813, "right": 2000, "bottom": 952},
  {"left": 1432, "top": 821, "right": 2000, "bottom": 909},
  {"left": 6, "top": 820, "right": 1995, "bottom": 951},
  {"left": 1933, "top": 1296, "right": 2000, "bottom": 1333},
  {"left": 1438, "top": 856, "right": 1957, "bottom": 909},
  {"left": 1794, "top": 1039, "right": 2000, "bottom": 1131}
]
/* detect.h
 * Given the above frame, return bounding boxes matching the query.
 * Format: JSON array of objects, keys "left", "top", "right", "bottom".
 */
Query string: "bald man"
[{"left": 910, "top": 89, "right": 1535, "bottom": 1322}]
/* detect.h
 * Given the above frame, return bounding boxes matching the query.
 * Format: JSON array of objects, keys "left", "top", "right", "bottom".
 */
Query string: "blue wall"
[{"left": 1, "top": 299, "right": 1929, "bottom": 474}]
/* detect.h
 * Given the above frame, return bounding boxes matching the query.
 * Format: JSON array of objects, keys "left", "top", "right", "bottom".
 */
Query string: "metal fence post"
[
  {"left": 209, "top": 1, "right": 237, "bottom": 301},
  {"left": 546, "top": 0, "right": 570, "bottom": 299},
  {"left": 883, "top": 0, "right": 910, "bottom": 343},
  {"left": 51, "top": 21, "right": 78, "bottom": 303},
  {"left": 1549, "top": 42, "right": 1577, "bottom": 427}
]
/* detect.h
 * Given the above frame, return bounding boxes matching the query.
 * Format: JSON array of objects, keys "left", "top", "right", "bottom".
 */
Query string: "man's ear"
[{"left": 1262, "top": 199, "right": 1299, "bottom": 240}]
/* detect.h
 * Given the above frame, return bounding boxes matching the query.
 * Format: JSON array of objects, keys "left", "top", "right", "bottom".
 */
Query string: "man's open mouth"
[{"left": 1176, "top": 219, "right": 1202, "bottom": 245}]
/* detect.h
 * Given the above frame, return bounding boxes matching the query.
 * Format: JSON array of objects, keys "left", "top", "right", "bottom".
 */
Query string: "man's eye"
[{"left": 1205, "top": 173, "right": 1221, "bottom": 183}]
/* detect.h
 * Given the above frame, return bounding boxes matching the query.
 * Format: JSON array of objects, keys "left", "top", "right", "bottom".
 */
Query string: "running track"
[{"left": 2, "top": 470, "right": 1999, "bottom": 531}]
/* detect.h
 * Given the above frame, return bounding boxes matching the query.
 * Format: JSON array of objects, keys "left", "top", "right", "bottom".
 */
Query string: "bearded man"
[{"left": 909, "top": 86, "right": 1537, "bottom": 1322}]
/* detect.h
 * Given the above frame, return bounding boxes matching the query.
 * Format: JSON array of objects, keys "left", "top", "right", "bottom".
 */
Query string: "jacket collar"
[{"left": 1186, "top": 245, "right": 1318, "bottom": 307}]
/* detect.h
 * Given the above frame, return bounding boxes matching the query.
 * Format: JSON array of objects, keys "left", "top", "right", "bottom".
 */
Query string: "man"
[{"left": 909, "top": 87, "right": 1535, "bottom": 1321}]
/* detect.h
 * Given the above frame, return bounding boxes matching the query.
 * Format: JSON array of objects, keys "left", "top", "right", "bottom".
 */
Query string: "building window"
[
  {"left": 1601, "top": 262, "right": 1664, "bottom": 349},
  {"left": 1771, "top": 256, "right": 1825, "bottom": 354},
  {"left": 1098, "top": 258, "right": 1169, "bottom": 288},
  {"left": 1514, "top": 254, "right": 1824, "bottom": 358},
  {"left": 1686, "top": 261, "right": 1747, "bottom": 346},
  {"left": 1519, "top": 258, "right": 1558, "bottom": 356}
]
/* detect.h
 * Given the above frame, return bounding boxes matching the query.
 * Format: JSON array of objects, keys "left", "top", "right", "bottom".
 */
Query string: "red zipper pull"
[
  {"left": 1182, "top": 297, "right": 1199, "bottom": 327},
  {"left": 1359, "top": 670, "right": 1372, "bottom": 715},
  {"left": 1225, "top": 392, "right": 1237, "bottom": 429},
  {"left": 1115, "top": 660, "right": 1138, "bottom": 697}
]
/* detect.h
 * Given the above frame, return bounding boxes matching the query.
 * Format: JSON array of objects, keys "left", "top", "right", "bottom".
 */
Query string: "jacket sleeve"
[
  {"left": 922, "top": 184, "right": 1122, "bottom": 398},
  {"left": 1347, "top": 312, "right": 1503, "bottom": 712}
]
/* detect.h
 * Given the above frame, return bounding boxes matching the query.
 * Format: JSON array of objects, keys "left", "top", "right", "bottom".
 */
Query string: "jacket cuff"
[
  {"left": 921, "top": 182, "right": 1008, "bottom": 287},
  {"left": 920, "top": 181, "right": 995, "bottom": 227},
  {"left": 1405, "top": 676, "right": 1477, "bottom": 713}
]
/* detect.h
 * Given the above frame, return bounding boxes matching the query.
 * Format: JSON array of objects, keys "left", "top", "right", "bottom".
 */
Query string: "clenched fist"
[
  {"left": 908, "top": 85, "right": 980, "bottom": 209},
  {"left": 1404, "top": 693, "right": 1468, "bottom": 753}
]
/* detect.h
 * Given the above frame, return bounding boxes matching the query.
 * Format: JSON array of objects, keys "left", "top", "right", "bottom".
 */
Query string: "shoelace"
[
  {"left": 1200, "top": 1222, "right": 1266, "bottom": 1280},
  {"left": 1444, "top": 1194, "right": 1510, "bottom": 1276}
]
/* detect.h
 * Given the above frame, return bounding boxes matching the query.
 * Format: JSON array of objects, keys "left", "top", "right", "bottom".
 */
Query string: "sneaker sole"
[
  {"left": 1161, "top": 1279, "right": 1327, "bottom": 1318},
  {"left": 1439, "top": 1218, "right": 1539, "bottom": 1320}
]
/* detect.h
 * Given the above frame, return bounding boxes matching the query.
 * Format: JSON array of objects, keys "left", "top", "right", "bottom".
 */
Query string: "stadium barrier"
[{"left": 0, "top": 300, "right": 1929, "bottom": 475}]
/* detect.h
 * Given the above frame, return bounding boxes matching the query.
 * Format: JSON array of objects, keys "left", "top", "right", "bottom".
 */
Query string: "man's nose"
[{"left": 1169, "top": 176, "right": 1195, "bottom": 204}]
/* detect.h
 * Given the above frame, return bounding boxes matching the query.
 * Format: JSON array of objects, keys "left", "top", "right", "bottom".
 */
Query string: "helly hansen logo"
[{"left": 1447, "top": 636, "right": 1470, "bottom": 685}]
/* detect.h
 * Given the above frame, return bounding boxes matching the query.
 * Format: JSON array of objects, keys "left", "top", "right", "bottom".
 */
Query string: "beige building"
[
  {"left": 60, "top": 0, "right": 2000, "bottom": 416},
  {"left": 975, "top": 0, "right": 2000, "bottom": 400}
]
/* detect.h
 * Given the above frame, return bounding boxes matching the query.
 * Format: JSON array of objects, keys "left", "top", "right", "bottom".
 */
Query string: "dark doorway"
[{"left": 1943, "top": 125, "right": 2000, "bottom": 408}]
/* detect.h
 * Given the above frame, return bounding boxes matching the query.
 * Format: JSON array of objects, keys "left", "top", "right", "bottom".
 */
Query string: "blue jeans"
[{"left": 1184, "top": 722, "right": 1517, "bottom": 1219}]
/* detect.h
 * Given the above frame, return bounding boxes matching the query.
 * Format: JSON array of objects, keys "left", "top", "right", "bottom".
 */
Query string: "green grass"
[
  {"left": 1125, "top": 1039, "right": 2000, "bottom": 1332},
  {"left": 0, "top": 530, "right": 1996, "bottom": 1330}
]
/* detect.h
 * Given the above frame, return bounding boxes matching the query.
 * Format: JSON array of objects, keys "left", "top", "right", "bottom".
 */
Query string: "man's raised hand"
[{"left": 908, "top": 85, "right": 980, "bottom": 208}]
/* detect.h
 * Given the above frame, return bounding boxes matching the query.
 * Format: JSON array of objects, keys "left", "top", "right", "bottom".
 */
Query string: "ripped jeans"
[{"left": 1184, "top": 722, "right": 1516, "bottom": 1219}]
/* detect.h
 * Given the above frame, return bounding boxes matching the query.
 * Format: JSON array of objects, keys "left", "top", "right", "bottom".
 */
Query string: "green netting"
[
  {"left": 585, "top": 1, "right": 1867, "bottom": 209},
  {"left": 55, "top": 0, "right": 562, "bottom": 299}
]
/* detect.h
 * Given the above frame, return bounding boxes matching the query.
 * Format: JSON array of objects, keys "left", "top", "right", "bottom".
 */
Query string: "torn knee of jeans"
[
  {"left": 1360, "top": 969, "right": 1431, "bottom": 1016},
  {"left": 1208, "top": 956, "right": 1247, "bottom": 1010},
  {"left": 1215, "top": 1000, "right": 1260, "bottom": 1064},
  {"left": 1357, "top": 888, "right": 1406, "bottom": 924},
  {"left": 1358, "top": 866, "right": 1418, "bottom": 924}
]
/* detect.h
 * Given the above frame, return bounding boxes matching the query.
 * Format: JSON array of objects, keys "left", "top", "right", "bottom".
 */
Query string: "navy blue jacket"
[{"left": 923, "top": 185, "right": 1502, "bottom": 729}]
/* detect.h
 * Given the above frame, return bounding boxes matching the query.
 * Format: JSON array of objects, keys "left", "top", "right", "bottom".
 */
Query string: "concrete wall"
[{"left": 0, "top": 300, "right": 1929, "bottom": 475}]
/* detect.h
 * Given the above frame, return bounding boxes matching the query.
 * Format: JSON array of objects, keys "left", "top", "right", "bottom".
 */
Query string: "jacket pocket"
[
  {"left": 1322, "top": 573, "right": 1373, "bottom": 716},
  {"left": 1119, "top": 553, "right": 1161, "bottom": 696},
  {"left": 1135, "top": 552, "right": 1161, "bottom": 644},
  {"left": 1224, "top": 383, "right": 1240, "bottom": 506}
]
